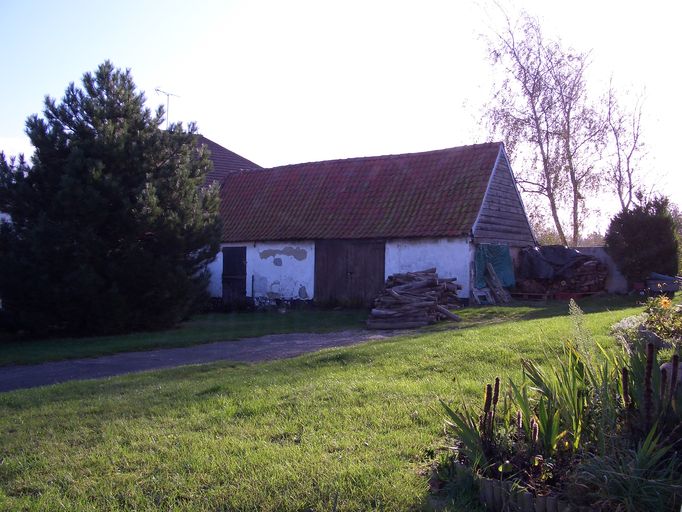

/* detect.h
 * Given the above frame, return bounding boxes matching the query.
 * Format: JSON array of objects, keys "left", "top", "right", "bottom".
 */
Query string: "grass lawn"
[
  {"left": 0, "top": 309, "right": 368, "bottom": 366},
  {"left": 0, "top": 297, "right": 642, "bottom": 511}
]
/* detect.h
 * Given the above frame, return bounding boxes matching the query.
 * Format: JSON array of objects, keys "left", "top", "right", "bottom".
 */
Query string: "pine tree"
[{"left": 0, "top": 61, "right": 221, "bottom": 335}]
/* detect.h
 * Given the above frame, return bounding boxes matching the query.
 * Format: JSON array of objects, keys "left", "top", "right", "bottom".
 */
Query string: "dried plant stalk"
[
  {"left": 483, "top": 384, "right": 492, "bottom": 414},
  {"left": 491, "top": 377, "right": 500, "bottom": 425},
  {"left": 531, "top": 418, "right": 539, "bottom": 445},
  {"left": 644, "top": 343, "right": 654, "bottom": 429},
  {"left": 671, "top": 354, "right": 679, "bottom": 397}
]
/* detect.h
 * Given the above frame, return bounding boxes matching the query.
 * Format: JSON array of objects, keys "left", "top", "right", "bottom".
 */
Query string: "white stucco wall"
[
  {"left": 206, "top": 250, "right": 223, "bottom": 298},
  {"left": 385, "top": 238, "right": 472, "bottom": 298},
  {"left": 208, "top": 241, "right": 315, "bottom": 300}
]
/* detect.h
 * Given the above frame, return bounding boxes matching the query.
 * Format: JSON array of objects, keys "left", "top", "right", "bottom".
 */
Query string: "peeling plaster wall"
[
  {"left": 249, "top": 241, "right": 315, "bottom": 300},
  {"left": 385, "top": 238, "right": 472, "bottom": 298},
  {"left": 208, "top": 241, "right": 315, "bottom": 300}
]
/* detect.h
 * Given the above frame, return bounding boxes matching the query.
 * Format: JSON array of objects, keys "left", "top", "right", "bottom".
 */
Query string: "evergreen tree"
[
  {"left": 0, "top": 61, "right": 221, "bottom": 335},
  {"left": 605, "top": 197, "right": 679, "bottom": 283}
]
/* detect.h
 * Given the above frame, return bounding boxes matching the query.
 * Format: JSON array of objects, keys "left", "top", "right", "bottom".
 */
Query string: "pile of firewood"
[
  {"left": 366, "top": 268, "right": 462, "bottom": 329},
  {"left": 516, "top": 259, "right": 608, "bottom": 296},
  {"left": 515, "top": 246, "right": 609, "bottom": 298},
  {"left": 565, "top": 259, "right": 608, "bottom": 292}
]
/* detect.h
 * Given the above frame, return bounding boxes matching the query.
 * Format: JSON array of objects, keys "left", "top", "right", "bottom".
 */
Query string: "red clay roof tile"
[{"left": 220, "top": 142, "right": 502, "bottom": 242}]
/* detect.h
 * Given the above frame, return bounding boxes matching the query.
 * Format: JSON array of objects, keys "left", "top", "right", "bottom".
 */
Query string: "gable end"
[{"left": 472, "top": 148, "right": 535, "bottom": 246}]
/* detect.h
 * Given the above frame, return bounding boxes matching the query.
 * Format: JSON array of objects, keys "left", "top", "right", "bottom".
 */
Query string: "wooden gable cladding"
[{"left": 473, "top": 149, "right": 535, "bottom": 246}]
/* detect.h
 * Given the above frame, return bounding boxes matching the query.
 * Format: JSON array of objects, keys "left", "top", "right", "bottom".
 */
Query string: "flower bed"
[{"left": 434, "top": 300, "right": 682, "bottom": 511}]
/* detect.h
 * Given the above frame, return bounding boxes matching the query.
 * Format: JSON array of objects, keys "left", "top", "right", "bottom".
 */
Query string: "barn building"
[{"left": 206, "top": 142, "right": 535, "bottom": 305}]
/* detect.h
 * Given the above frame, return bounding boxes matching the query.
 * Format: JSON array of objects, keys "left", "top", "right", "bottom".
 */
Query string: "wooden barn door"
[
  {"left": 222, "top": 246, "right": 246, "bottom": 303},
  {"left": 315, "top": 240, "right": 385, "bottom": 306}
]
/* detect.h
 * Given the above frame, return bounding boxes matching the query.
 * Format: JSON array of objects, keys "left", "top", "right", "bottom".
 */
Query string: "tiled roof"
[
  {"left": 198, "top": 135, "right": 261, "bottom": 184},
  {"left": 220, "top": 142, "right": 502, "bottom": 242}
]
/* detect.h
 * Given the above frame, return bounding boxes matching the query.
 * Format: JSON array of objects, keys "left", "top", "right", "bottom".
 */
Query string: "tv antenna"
[{"left": 154, "top": 87, "right": 179, "bottom": 130}]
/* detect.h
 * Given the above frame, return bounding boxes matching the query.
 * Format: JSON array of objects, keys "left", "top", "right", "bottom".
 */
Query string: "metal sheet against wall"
[{"left": 314, "top": 240, "right": 385, "bottom": 306}]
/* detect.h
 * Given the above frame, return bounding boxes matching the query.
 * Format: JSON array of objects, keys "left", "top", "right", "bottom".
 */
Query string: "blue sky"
[{"left": 2, "top": 0, "right": 680, "bottom": 231}]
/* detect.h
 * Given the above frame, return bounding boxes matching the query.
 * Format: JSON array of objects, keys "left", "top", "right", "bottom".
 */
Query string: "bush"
[{"left": 605, "top": 197, "right": 679, "bottom": 282}]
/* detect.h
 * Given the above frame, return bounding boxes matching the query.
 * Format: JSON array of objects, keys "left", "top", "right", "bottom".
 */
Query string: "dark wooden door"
[
  {"left": 315, "top": 240, "right": 385, "bottom": 306},
  {"left": 222, "top": 246, "right": 246, "bottom": 303}
]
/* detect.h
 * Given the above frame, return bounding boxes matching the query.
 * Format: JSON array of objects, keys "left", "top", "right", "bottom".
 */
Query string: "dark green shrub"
[{"left": 605, "top": 197, "right": 679, "bottom": 282}]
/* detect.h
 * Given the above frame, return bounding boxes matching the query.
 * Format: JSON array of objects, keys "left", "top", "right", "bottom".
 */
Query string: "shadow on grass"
[{"left": 423, "top": 294, "right": 642, "bottom": 334}]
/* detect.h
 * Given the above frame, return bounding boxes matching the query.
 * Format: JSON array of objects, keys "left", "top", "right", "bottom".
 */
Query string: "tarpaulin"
[
  {"left": 517, "top": 245, "right": 594, "bottom": 281},
  {"left": 475, "top": 244, "right": 515, "bottom": 289}
]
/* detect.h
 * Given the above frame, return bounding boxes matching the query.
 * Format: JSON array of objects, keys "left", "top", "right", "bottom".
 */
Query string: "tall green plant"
[
  {"left": 520, "top": 345, "right": 589, "bottom": 452},
  {"left": 565, "top": 427, "right": 682, "bottom": 511},
  {"left": 621, "top": 339, "right": 682, "bottom": 440},
  {"left": 440, "top": 398, "right": 488, "bottom": 471}
]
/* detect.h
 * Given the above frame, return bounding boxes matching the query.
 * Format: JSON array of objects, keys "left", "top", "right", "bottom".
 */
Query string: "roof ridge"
[{"left": 241, "top": 141, "right": 503, "bottom": 175}]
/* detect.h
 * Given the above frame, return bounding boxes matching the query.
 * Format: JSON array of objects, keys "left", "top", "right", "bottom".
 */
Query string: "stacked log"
[
  {"left": 517, "top": 260, "right": 608, "bottom": 296},
  {"left": 366, "top": 268, "right": 462, "bottom": 329},
  {"left": 566, "top": 259, "right": 608, "bottom": 292}
]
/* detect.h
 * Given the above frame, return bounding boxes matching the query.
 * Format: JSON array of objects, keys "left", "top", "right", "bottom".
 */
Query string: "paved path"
[{"left": 0, "top": 330, "right": 399, "bottom": 393}]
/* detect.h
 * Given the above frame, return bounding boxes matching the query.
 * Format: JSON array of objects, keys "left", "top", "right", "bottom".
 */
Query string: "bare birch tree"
[
  {"left": 486, "top": 12, "right": 604, "bottom": 246},
  {"left": 606, "top": 84, "right": 645, "bottom": 211}
]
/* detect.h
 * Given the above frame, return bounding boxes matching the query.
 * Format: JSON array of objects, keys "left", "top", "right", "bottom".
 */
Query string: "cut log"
[{"left": 436, "top": 305, "right": 462, "bottom": 321}]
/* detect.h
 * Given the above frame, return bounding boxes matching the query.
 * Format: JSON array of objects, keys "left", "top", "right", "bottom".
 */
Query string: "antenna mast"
[{"left": 154, "top": 88, "right": 179, "bottom": 130}]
